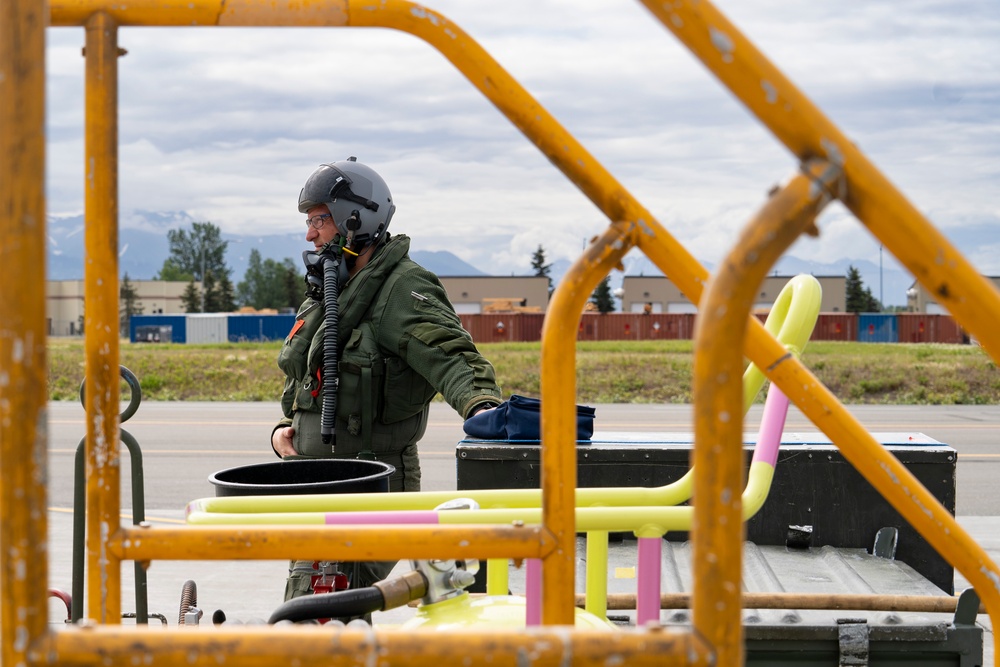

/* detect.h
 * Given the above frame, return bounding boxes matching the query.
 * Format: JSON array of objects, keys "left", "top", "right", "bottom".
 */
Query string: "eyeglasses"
[{"left": 305, "top": 213, "right": 333, "bottom": 230}]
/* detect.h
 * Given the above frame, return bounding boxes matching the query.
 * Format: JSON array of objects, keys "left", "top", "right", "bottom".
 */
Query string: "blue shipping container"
[
  {"left": 227, "top": 314, "right": 296, "bottom": 343},
  {"left": 857, "top": 313, "right": 898, "bottom": 343},
  {"left": 129, "top": 315, "right": 187, "bottom": 344}
]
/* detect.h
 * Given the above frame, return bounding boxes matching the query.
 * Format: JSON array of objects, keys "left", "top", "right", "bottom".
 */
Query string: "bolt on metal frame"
[{"left": 2, "top": 0, "right": 999, "bottom": 666}]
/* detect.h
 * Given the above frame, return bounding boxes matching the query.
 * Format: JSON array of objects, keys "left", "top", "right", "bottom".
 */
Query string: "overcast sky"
[{"left": 45, "top": 0, "right": 1000, "bottom": 282}]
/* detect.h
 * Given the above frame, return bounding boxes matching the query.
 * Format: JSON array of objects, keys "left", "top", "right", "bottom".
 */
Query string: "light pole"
[
  {"left": 879, "top": 245, "right": 883, "bottom": 309},
  {"left": 200, "top": 246, "right": 206, "bottom": 313}
]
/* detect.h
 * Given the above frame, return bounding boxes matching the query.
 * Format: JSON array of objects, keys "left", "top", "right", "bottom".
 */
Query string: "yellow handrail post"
[
  {"left": 83, "top": 10, "right": 123, "bottom": 624},
  {"left": 540, "top": 224, "right": 635, "bottom": 624},
  {"left": 0, "top": 0, "right": 50, "bottom": 664},
  {"left": 693, "top": 160, "right": 839, "bottom": 666}
]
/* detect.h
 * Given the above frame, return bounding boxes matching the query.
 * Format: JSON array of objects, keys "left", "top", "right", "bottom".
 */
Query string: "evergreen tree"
[
  {"left": 591, "top": 276, "right": 615, "bottom": 313},
  {"left": 845, "top": 265, "right": 883, "bottom": 313},
  {"left": 236, "top": 249, "right": 300, "bottom": 310},
  {"left": 207, "top": 272, "right": 237, "bottom": 312},
  {"left": 119, "top": 273, "right": 143, "bottom": 337},
  {"left": 531, "top": 244, "right": 553, "bottom": 295},
  {"left": 863, "top": 287, "right": 882, "bottom": 313},
  {"left": 284, "top": 261, "right": 303, "bottom": 310},
  {"left": 236, "top": 248, "right": 265, "bottom": 307},
  {"left": 201, "top": 270, "right": 219, "bottom": 313},
  {"left": 180, "top": 280, "right": 201, "bottom": 313},
  {"left": 212, "top": 275, "right": 236, "bottom": 313}
]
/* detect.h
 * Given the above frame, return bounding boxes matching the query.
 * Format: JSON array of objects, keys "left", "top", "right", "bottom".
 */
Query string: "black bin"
[{"left": 209, "top": 459, "right": 395, "bottom": 497}]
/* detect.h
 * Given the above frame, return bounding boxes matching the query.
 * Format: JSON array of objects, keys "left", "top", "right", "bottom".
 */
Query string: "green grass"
[{"left": 47, "top": 338, "right": 1000, "bottom": 404}]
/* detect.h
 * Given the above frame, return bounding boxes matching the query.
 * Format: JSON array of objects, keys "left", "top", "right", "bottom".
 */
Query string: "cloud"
[{"left": 45, "top": 0, "right": 1000, "bottom": 281}]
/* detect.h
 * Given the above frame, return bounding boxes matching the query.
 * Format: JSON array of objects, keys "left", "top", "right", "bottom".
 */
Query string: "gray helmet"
[{"left": 298, "top": 157, "right": 396, "bottom": 250}]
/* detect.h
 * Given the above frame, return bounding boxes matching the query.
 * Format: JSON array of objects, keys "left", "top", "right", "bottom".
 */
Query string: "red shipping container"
[
  {"left": 810, "top": 314, "right": 857, "bottom": 342},
  {"left": 577, "top": 313, "right": 600, "bottom": 341},
  {"left": 896, "top": 313, "right": 934, "bottom": 343},
  {"left": 896, "top": 313, "right": 969, "bottom": 344},
  {"left": 936, "top": 316, "right": 969, "bottom": 344},
  {"left": 642, "top": 313, "right": 694, "bottom": 340}
]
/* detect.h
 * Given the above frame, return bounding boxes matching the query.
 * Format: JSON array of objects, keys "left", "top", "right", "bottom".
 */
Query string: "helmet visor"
[{"left": 297, "top": 163, "right": 354, "bottom": 214}]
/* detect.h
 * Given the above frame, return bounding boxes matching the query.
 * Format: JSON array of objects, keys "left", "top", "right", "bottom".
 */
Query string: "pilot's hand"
[{"left": 272, "top": 426, "right": 296, "bottom": 458}]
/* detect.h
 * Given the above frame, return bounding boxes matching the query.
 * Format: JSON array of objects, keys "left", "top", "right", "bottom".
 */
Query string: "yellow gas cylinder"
[{"left": 401, "top": 592, "right": 615, "bottom": 630}]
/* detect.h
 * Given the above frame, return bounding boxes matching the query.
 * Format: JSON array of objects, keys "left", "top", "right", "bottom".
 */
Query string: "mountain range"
[
  {"left": 47, "top": 212, "right": 488, "bottom": 283},
  {"left": 47, "top": 211, "right": 914, "bottom": 306}
]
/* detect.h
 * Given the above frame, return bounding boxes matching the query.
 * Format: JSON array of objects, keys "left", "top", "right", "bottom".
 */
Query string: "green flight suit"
[{"left": 273, "top": 233, "right": 502, "bottom": 601}]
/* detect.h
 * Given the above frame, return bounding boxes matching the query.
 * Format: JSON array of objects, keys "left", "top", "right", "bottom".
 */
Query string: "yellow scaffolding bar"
[
  {"left": 0, "top": 1, "right": 992, "bottom": 666},
  {"left": 693, "top": 159, "right": 839, "bottom": 666},
  {"left": 83, "top": 9, "right": 123, "bottom": 625},
  {"left": 0, "top": 3, "right": 49, "bottom": 667}
]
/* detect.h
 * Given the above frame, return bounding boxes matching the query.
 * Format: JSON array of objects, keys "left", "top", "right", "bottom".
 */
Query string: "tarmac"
[{"left": 39, "top": 402, "right": 1000, "bottom": 664}]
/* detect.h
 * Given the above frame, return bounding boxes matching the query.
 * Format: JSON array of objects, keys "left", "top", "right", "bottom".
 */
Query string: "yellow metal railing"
[
  {"left": 636, "top": 5, "right": 1000, "bottom": 665},
  {"left": 692, "top": 159, "right": 841, "bottom": 665},
  {"left": 182, "top": 273, "right": 821, "bottom": 625},
  {"left": 0, "top": 0, "right": 997, "bottom": 666}
]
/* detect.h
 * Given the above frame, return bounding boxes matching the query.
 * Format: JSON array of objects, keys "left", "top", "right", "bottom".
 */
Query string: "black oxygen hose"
[
  {"left": 321, "top": 252, "right": 341, "bottom": 447},
  {"left": 268, "top": 587, "right": 384, "bottom": 625},
  {"left": 268, "top": 571, "right": 428, "bottom": 625}
]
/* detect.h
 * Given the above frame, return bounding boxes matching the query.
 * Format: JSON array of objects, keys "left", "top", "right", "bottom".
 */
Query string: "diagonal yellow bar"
[
  {"left": 638, "top": 0, "right": 1000, "bottom": 363},
  {"left": 759, "top": 316, "right": 1000, "bottom": 665},
  {"left": 694, "top": 160, "right": 839, "bottom": 667}
]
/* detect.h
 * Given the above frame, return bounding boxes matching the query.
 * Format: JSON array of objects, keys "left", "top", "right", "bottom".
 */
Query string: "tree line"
[
  {"left": 119, "top": 221, "right": 304, "bottom": 334},
  {"left": 120, "top": 223, "right": 883, "bottom": 333}
]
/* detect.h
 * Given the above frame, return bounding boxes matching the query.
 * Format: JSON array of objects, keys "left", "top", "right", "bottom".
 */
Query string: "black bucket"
[{"left": 209, "top": 459, "right": 395, "bottom": 497}]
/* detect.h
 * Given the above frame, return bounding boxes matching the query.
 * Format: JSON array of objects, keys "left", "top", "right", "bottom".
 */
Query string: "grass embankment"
[{"left": 47, "top": 339, "right": 1000, "bottom": 404}]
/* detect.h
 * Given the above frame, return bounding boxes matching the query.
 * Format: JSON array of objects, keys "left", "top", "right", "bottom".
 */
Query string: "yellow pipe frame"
[
  {"left": 693, "top": 160, "right": 839, "bottom": 667},
  {"left": 0, "top": 1, "right": 49, "bottom": 666},
  {"left": 40, "top": 626, "right": 711, "bottom": 667},
  {"left": 83, "top": 10, "right": 123, "bottom": 625},
  {"left": 112, "top": 524, "right": 555, "bottom": 562},
  {"left": 0, "top": 0, "right": 990, "bottom": 665},
  {"left": 648, "top": 4, "right": 1000, "bottom": 650},
  {"left": 540, "top": 224, "right": 635, "bottom": 624}
]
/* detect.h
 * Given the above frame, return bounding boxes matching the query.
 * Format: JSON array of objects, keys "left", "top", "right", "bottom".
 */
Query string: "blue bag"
[{"left": 463, "top": 394, "right": 596, "bottom": 441}]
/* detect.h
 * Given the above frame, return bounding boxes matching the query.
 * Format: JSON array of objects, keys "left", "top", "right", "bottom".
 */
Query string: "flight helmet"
[{"left": 298, "top": 157, "right": 396, "bottom": 251}]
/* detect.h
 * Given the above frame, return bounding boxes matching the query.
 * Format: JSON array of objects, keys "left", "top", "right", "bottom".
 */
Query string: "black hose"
[
  {"left": 321, "top": 252, "right": 340, "bottom": 446},
  {"left": 268, "top": 587, "right": 384, "bottom": 625},
  {"left": 178, "top": 579, "right": 197, "bottom": 625}
]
